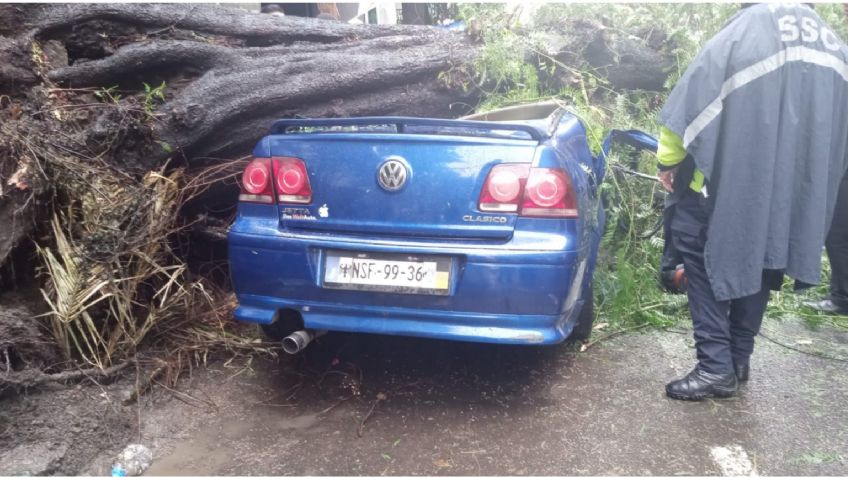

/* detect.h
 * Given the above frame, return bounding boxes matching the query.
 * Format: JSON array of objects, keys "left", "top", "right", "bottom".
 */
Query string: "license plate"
[{"left": 323, "top": 251, "right": 451, "bottom": 295}]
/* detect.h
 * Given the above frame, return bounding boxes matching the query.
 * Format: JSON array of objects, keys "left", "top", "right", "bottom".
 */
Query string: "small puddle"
[
  {"left": 273, "top": 413, "right": 318, "bottom": 431},
  {"left": 147, "top": 437, "right": 234, "bottom": 476},
  {"left": 146, "top": 412, "right": 320, "bottom": 475}
]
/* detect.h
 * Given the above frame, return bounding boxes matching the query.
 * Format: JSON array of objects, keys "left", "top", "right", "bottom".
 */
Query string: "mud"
[
  {"left": 0, "top": 382, "right": 135, "bottom": 475},
  {"left": 0, "top": 292, "right": 59, "bottom": 376},
  {"left": 139, "top": 320, "right": 848, "bottom": 476},
  {"left": 0, "top": 315, "right": 846, "bottom": 476}
]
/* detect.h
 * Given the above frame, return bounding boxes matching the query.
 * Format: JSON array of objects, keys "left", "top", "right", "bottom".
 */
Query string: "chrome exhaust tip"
[{"left": 281, "top": 329, "right": 326, "bottom": 354}]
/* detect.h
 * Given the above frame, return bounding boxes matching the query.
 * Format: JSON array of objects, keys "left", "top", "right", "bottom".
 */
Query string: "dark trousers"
[
  {"left": 826, "top": 173, "right": 848, "bottom": 308},
  {"left": 671, "top": 190, "right": 771, "bottom": 374}
]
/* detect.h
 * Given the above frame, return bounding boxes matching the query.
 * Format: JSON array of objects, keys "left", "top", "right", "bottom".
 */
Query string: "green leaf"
[{"left": 156, "top": 141, "right": 173, "bottom": 153}]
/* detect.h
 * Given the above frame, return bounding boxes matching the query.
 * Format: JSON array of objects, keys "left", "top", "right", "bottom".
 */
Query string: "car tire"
[{"left": 568, "top": 283, "right": 594, "bottom": 342}]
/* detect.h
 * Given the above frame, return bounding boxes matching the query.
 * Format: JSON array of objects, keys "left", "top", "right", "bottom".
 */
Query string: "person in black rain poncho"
[{"left": 656, "top": 3, "right": 848, "bottom": 400}]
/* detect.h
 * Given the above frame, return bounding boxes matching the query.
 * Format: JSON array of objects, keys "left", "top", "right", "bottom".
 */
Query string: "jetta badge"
[{"left": 378, "top": 158, "right": 408, "bottom": 191}]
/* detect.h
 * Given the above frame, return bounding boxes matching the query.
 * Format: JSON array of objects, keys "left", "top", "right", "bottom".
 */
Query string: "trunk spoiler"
[{"left": 270, "top": 117, "right": 545, "bottom": 141}]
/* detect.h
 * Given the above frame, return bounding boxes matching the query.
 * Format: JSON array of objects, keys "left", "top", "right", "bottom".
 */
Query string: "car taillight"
[
  {"left": 239, "top": 158, "right": 274, "bottom": 203},
  {"left": 521, "top": 168, "right": 578, "bottom": 218},
  {"left": 479, "top": 164, "right": 577, "bottom": 218},
  {"left": 272, "top": 157, "right": 312, "bottom": 204},
  {"left": 479, "top": 164, "right": 530, "bottom": 212}
]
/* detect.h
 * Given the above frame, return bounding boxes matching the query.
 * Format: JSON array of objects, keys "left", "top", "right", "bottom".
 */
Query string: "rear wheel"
[{"left": 568, "top": 283, "right": 594, "bottom": 342}]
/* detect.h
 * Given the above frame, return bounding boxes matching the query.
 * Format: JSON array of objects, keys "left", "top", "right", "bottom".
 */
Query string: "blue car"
[{"left": 228, "top": 102, "right": 647, "bottom": 352}]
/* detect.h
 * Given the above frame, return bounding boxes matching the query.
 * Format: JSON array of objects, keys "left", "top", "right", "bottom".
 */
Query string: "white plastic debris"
[{"left": 113, "top": 444, "right": 153, "bottom": 476}]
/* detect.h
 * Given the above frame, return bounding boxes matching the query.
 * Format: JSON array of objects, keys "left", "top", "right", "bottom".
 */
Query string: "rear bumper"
[
  {"left": 234, "top": 297, "right": 583, "bottom": 345},
  {"left": 228, "top": 228, "right": 590, "bottom": 345}
]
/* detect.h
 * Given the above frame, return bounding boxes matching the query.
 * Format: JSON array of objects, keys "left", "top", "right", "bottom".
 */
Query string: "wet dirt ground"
[{"left": 1, "top": 316, "right": 846, "bottom": 476}]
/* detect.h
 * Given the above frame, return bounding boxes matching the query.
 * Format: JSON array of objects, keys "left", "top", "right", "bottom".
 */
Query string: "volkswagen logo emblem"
[{"left": 377, "top": 158, "right": 408, "bottom": 191}]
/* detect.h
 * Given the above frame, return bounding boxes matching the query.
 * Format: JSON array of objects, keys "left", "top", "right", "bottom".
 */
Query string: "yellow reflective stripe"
[
  {"left": 657, "top": 127, "right": 704, "bottom": 192},
  {"left": 690, "top": 170, "right": 705, "bottom": 193},
  {"left": 657, "top": 127, "right": 687, "bottom": 167}
]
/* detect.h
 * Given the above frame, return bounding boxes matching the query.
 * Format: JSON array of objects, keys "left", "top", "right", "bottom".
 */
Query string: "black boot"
[
  {"left": 666, "top": 367, "right": 737, "bottom": 401},
  {"left": 804, "top": 298, "right": 848, "bottom": 315},
  {"left": 734, "top": 363, "right": 750, "bottom": 382}
]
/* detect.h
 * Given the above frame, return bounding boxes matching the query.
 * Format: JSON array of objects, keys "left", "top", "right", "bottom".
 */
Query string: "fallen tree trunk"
[
  {"left": 0, "top": 3, "right": 479, "bottom": 268},
  {"left": 21, "top": 3, "right": 477, "bottom": 160}
]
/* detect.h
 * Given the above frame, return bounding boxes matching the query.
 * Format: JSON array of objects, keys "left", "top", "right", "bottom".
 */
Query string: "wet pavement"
[{"left": 129, "top": 316, "right": 846, "bottom": 476}]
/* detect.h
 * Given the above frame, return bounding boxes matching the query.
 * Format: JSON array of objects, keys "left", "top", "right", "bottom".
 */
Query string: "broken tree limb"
[{"left": 45, "top": 32, "right": 476, "bottom": 161}]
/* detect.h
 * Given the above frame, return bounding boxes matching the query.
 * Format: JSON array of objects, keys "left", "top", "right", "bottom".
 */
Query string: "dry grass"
[
  {"left": 37, "top": 166, "right": 188, "bottom": 367},
  {"left": 36, "top": 156, "right": 276, "bottom": 373},
  {"left": 0, "top": 72, "right": 273, "bottom": 392}
]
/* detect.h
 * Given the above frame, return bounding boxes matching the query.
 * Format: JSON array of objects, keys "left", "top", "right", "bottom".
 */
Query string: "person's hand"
[{"left": 658, "top": 167, "right": 677, "bottom": 192}]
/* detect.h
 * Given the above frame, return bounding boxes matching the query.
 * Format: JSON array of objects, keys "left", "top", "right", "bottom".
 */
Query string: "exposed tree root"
[{"left": 0, "top": 359, "right": 132, "bottom": 389}]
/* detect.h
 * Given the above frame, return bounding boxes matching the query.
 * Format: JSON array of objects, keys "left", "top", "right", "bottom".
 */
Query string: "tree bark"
[{"left": 10, "top": 3, "right": 427, "bottom": 43}]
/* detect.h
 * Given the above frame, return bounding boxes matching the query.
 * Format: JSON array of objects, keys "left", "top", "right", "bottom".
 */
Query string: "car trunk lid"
[{"left": 268, "top": 119, "right": 542, "bottom": 240}]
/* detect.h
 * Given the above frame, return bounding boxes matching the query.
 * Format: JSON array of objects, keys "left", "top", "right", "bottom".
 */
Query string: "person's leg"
[
  {"left": 826, "top": 174, "right": 848, "bottom": 309},
  {"left": 729, "top": 283, "right": 770, "bottom": 380},
  {"left": 665, "top": 192, "right": 737, "bottom": 400},
  {"left": 673, "top": 231, "right": 734, "bottom": 375}
]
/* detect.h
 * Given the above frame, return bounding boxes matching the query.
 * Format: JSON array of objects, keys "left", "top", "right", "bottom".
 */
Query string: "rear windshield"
[{"left": 281, "top": 124, "right": 397, "bottom": 134}]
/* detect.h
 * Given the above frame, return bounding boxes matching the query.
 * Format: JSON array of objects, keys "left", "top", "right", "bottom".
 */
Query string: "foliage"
[
  {"left": 576, "top": 91, "right": 688, "bottom": 330},
  {"left": 534, "top": 3, "right": 737, "bottom": 87},
  {"left": 767, "top": 256, "right": 848, "bottom": 331},
  {"left": 459, "top": 3, "right": 738, "bottom": 112},
  {"left": 787, "top": 452, "right": 846, "bottom": 466},
  {"left": 142, "top": 81, "right": 167, "bottom": 115},
  {"left": 816, "top": 4, "right": 848, "bottom": 41},
  {"left": 458, "top": 4, "right": 543, "bottom": 110},
  {"left": 94, "top": 85, "right": 121, "bottom": 104}
]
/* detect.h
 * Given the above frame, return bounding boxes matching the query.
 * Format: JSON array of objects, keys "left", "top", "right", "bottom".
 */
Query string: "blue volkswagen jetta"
[{"left": 228, "top": 102, "right": 643, "bottom": 353}]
